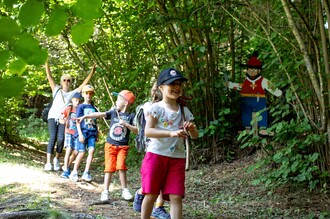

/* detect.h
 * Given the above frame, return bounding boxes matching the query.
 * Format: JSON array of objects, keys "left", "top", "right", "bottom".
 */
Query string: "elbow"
[{"left": 145, "top": 129, "right": 151, "bottom": 138}]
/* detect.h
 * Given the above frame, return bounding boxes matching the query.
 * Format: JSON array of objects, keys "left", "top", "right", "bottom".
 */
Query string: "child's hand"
[
  {"left": 76, "top": 116, "right": 84, "bottom": 123},
  {"left": 79, "top": 134, "right": 85, "bottom": 143},
  {"left": 119, "top": 119, "right": 126, "bottom": 126},
  {"left": 170, "top": 130, "right": 188, "bottom": 138},
  {"left": 181, "top": 121, "right": 197, "bottom": 132}
]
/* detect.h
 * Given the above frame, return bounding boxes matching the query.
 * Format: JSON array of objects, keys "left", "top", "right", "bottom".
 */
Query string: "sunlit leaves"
[
  {"left": 3, "top": 0, "right": 18, "bottom": 8},
  {"left": 0, "top": 76, "right": 25, "bottom": 97},
  {"left": 0, "top": 51, "right": 10, "bottom": 70},
  {"left": 12, "top": 34, "right": 47, "bottom": 65},
  {"left": 9, "top": 58, "right": 27, "bottom": 75},
  {"left": 0, "top": 18, "right": 19, "bottom": 42},
  {"left": 45, "top": 8, "right": 68, "bottom": 36},
  {"left": 18, "top": 0, "right": 44, "bottom": 27},
  {"left": 74, "top": 0, "right": 103, "bottom": 20},
  {"left": 71, "top": 20, "right": 94, "bottom": 45}
]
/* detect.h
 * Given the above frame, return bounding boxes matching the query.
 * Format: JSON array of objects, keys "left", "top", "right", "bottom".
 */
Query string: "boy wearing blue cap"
[
  {"left": 70, "top": 85, "right": 98, "bottom": 182},
  {"left": 60, "top": 92, "right": 82, "bottom": 178}
]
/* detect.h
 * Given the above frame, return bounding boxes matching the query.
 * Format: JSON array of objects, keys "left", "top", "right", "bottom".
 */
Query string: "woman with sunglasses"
[{"left": 44, "top": 59, "right": 96, "bottom": 171}]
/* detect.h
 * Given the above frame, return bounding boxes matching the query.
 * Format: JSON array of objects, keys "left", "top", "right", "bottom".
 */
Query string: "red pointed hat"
[{"left": 242, "top": 51, "right": 262, "bottom": 69}]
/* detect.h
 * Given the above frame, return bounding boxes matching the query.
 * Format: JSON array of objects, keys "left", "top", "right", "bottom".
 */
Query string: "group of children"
[{"left": 53, "top": 68, "right": 199, "bottom": 219}]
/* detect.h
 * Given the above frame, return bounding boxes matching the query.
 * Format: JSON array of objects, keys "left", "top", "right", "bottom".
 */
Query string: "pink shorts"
[{"left": 140, "top": 152, "right": 185, "bottom": 201}]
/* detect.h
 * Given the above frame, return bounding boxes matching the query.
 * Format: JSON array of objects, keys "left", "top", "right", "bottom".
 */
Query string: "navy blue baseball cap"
[
  {"left": 72, "top": 92, "right": 82, "bottom": 99},
  {"left": 157, "top": 68, "right": 188, "bottom": 87}
]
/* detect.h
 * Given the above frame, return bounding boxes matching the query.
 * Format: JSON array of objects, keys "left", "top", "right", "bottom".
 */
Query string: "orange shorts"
[{"left": 104, "top": 142, "right": 129, "bottom": 173}]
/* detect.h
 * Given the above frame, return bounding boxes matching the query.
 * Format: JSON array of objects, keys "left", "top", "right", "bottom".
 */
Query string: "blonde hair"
[{"left": 60, "top": 74, "right": 72, "bottom": 81}]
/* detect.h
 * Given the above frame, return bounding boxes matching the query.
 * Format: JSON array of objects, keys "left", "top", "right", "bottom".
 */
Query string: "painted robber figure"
[{"left": 227, "top": 51, "right": 282, "bottom": 135}]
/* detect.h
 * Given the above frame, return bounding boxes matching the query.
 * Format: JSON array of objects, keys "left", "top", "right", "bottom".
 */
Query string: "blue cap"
[
  {"left": 72, "top": 92, "right": 82, "bottom": 99},
  {"left": 157, "top": 68, "right": 188, "bottom": 87}
]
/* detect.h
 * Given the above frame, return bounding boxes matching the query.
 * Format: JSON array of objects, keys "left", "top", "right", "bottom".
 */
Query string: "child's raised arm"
[{"left": 76, "top": 112, "right": 106, "bottom": 123}]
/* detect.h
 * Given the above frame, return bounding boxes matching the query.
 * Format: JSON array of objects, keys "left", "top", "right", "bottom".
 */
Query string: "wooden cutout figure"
[{"left": 227, "top": 51, "right": 282, "bottom": 136}]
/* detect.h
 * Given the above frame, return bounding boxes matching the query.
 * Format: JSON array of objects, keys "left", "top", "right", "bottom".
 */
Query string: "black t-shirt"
[{"left": 105, "top": 110, "right": 135, "bottom": 145}]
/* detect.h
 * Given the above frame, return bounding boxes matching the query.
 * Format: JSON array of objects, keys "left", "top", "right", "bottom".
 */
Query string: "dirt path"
[
  {"left": 1, "top": 141, "right": 330, "bottom": 219},
  {"left": 0, "top": 142, "right": 144, "bottom": 219}
]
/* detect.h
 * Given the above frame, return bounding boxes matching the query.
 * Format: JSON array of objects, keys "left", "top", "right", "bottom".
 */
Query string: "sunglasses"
[{"left": 63, "top": 79, "right": 71, "bottom": 82}]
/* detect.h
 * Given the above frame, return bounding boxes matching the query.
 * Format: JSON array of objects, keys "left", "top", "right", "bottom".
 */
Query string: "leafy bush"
[
  {"left": 17, "top": 109, "right": 49, "bottom": 142},
  {"left": 243, "top": 117, "right": 327, "bottom": 190}
]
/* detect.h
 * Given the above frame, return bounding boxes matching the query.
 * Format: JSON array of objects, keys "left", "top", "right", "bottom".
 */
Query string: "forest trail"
[
  {"left": 0, "top": 141, "right": 150, "bottom": 219},
  {"left": 1, "top": 141, "right": 329, "bottom": 219}
]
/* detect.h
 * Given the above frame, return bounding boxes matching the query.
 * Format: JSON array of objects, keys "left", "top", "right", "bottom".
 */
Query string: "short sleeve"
[
  {"left": 184, "top": 107, "right": 194, "bottom": 121},
  {"left": 105, "top": 110, "right": 113, "bottom": 120},
  {"left": 147, "top": 103, "right": 162, "bottom": 119}
]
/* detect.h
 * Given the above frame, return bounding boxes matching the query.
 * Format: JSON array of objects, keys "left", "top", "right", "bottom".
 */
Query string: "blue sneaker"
[
  {"left": 61, "top": 170, "right": 70, "bottom": 178},
  {"left": 133, "top": 189, "right": 144, "bottom": 212},
  {"left": 151, "top": 206, "right": 170, "bottom": 219}
]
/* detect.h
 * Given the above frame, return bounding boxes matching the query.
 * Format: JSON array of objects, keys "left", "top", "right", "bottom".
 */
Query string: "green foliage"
[
  {"left": 0, "top": 97, "right": 24, "bottom": 143},
  {"left": 0, "top": 76, "right": 25, "bottom": 98},
  {"left": 0, "top": 17, "right": 19, "bottom": 42},
  {"left": 74, "top": 0, "right": 103, "bottom": 19},
  {"left": 18, "top": 111, "right": 49, "bottom": 142},
  {"left": 8, "top": 58, "right": 27, "bottom": 74},
  {"left": 199, "top": 108, "right": 232, "bottom": 138},
  {"left": 246, "top": 117, "right": 327, "bottom": 190},
  {"left": 18, "top": 0, "right": 44, "bottom": 27},
  {"left": 12, "top": 34, "right": 48, "bottom": 65},
  {"left": 71, "top": 20, "right": 94, "bottom": 45},
  {"left": 0, "top": 50, "right": 10, "bottom": 69},
  {"left": 45, "top": 8, "right": 68, "bottom": 36}
]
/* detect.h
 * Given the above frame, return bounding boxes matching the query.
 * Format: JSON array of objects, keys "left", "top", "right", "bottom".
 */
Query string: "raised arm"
[
  {"left": 76, "top": 63, "right": 97, "bottom": 92},
  {"left": 262, "top": 78, "right": 282, "bottom": 97},
  {"left": 76, "top": 111, "right": 107, "bottom": 123},
  {"left": 45, "top": 59, "right": 56, "bottom": 92}
]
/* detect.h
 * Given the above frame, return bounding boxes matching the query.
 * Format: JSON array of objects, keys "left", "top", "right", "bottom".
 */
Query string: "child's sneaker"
[
  {"left": 69, "top": 171, "right": 79, "bottom": 182},
  {"left": 133, "top": 189, "right": 144, "bottom": 212},
  {"left": 81, "top": 172, "right": 92, "bottom": 182},
  {"left": 53, "top": 157, "right": 60, "bottom": 171},
  {"left": 122, "top": 188, "right": 133, "bottom": 201},
  {"left": 151, "top": 206, "right": 170, "bottom": 219},
  {"left": 61, "top": 170, "right": 70, "bottom": 178},
  {"left": 100, "top": 190, "right": 110, "bottom": 202},
  {"left": 44, "top": 163, "right": 52, "bottom": 171}
]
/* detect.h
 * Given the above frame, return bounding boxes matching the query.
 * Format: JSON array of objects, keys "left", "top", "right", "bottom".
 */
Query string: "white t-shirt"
[
  {"left": 48, "top": 85, "right": 78, "bottom": 120},
  {"left": 146, "top": 101, "right": 194, "bottom": 158}
]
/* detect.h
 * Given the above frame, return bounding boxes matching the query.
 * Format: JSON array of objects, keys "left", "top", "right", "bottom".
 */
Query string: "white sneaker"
[
  {"left": 44, "top": 163, "right": 52, "bottom": 171},
  {"left": 53, "top": 157, "right": 60, "bottom": 171},
  {"left": 122, "top": 188, "right": 133, "bottom": 201},
  {"left": 100, "top": 190, "right": 110, "bottom": 202},
  {"left": 69, "top": 171, "right": 79, "bottom": 182},
  {"left": 81, "top": 172, "right": 92, "bottom": 182}
]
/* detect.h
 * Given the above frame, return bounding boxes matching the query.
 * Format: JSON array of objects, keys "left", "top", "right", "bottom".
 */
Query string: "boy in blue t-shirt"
[
  {"left": 69, "top": 85, "right": 98, "bottom": 182},
  {"left": 77, "top": 90, "right": 137, "bottom": 201}
]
